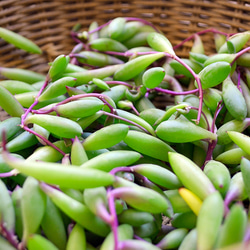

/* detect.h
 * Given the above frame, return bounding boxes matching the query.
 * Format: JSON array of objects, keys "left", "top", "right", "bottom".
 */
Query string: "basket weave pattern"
[
  {"left": 0, "top": 0, "right": 250, "bottom": 120},
  {"left": 1, "top": 0, "right": 250, "bottom": 74}
]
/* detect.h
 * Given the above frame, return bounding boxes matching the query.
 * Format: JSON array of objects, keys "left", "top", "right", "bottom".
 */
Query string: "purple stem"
[
  {"left": 20, "top": 76, "right": 50, "bottom": 126},
  {"left": 153, "top": 87, "right": 199, "bottom": 96},
  {"left": 34, "top": 91, "right": 148, "bottom": 133},
  {"left": 31, "top": 109, "right": 54, "bottom": 115},
  {"left": 124, "top": 17, "right": 161, "bottom": 33},
  {"left": 97, "top": 202, "right": 113, "bottom": 224},
  {"left": 40, "top": 182, "right": 61, "bottom": 192},
  {"left": 244, "top": 225, "right": 250, "bottom": 242},
  {"left": 0, "top": 223, "right": 19, "bottom": 249},
  {"left": 70, "top": 53, "right": 87, "bottom": 60},
  {"left": 23, "top": 127, "right": 66, "bottom": 156},
  {"left": 237, "top": 69, "right": 242, "bottom": 92},
  {"left": 97, "top": 49, "right": 203, "bottom": 123},
  {"left": 88, "top": 20, "right": 112, "bottom": 35},
  {"left": 118, "top": 101, "right": 140, "bottom": 116},
  {"left": 95, "top": 48, "right": 151, "bottom": 58},
  {"left": 130, "top": 104, "right": 140, "bottom": 116},
  {"left": 204, "top": 140, "right": 217, "bottom": 167},
  {"left": 124, "top": 50, "right": 155, "bottom": 57},
  {"left": 164, "top": 74, "right": 183, "bottom": 92},
  {"left": 102, "top": 50, "right": 127, "bottom": 57},
  {"left": 70, "top": 57, "right": 78, "bottom": 65},
  {"left": 236, "top": 69, "right": 250, "bottom": 104},
  {"left": 102, "top": 111, "right": 150, "bottom": 134},
  {"left": 0, "top": 169, "right": 19, "bottom": 178},
  {"left": 75, "top": 48, "right": 202, "bottom": 123},
  {"left": 67, "top": 223, "right": 75, "bottom": 236},
  {"left": 172, "top": 54, "right": 203, "bottom": 124},
  {"left": 13, "top": 76, "right": 67, "bottom": 155},
  {"left": 231, "top": 46, "right": 250, "bottom": 66},
  {"left": 61, "top": 154, "right": 71, "bottom": 165},
  {"left": 211, "top": 100, "right": 224, "bottom": 134},
  {"left": 70, "top": 31, "right": 87, "bottom": 46},
  {"left": 101, "top": 100, "right": 115, "bottom": 114},
  {"left": 136, "top": 174, "right": 160, "bottom": 190},
  {"left": 204, "top": 101, "right": 224, "bottom": 163},
  {"left": 71, "top": 43, "right": 84, "bottom": 54},
  {"left": 36, "top": 93, "right": 115, "bottom": 115},
  {"left": 107, "top": 187, "right": 119, "bottom": 250},
  {"left": 55, "top": 93, "right": 107, "bottom": 105},
  {"left": 109, "top": 166, "right": 132, "bottom": 176},
  {"left": 105, "top": 81, "right": 133, "bottom": 88},
  {"left": 173, "top": 28, "right": 230, "bottom": 50},
  {"left": 134, "top": 235, "right": 147, "bottom": 241},
  {"left": 224, "top": 189, "right": 240, "bottom": 215},
  {"left": 175, "top": 74, "right": 186, "bottom": 79},
  {"left": 189, "top": 106, "right": 211, "bottom": 131},
  {"left": 244, "top": 118, "right": 250, "bottom": 128}
]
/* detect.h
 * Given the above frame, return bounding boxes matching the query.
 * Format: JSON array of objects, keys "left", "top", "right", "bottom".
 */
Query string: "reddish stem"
[
  {"left": 36, "top": 93, "right": 115, "bottom": 115},
  {"left": 102, "top": 111, "right": 151, "bottom": 134},
  {"left": 87, "top": 20, "right": 112, "bottom": 35},
  {"left": 107, "top": 187, "right": 119, "bottom": 250},
  {"left": 153, "top": 87, "right": 199, "bottom": 96},
  {"left": 0, "top": 223, "right": 19, "bottom": 249},
  {"left": 204, "top": 101, "right": 224, "bottom": 163},
  {"left": 124, "top": 17, "right": 161, "bottom": 33},
  {"left": 203, "top": 140, "right": 217, "bottom": 167},
  {"left": 0, "top": 170, "right": 18, "bottom": 178},
  {"left": 98, "top": 202, "right": 113, "bottom": 224},
  {"left": 95, "top": 50, "right": 204, "bottom": 123},
  {"left": 231, "top": 46, "right": 250, "bottom": 66},
  {"left": 211, "top": 100, "right": 224, "bottom": 134},
  {"left": 172, "top": 54, "right": 203, "bottom": 124},
  {"left": 130, "top": 104, "right": 140, "bottom": 116},
  {"left": 21, "top": 75, "right": 50, "bottom": 126},
  {"left": 237, "top": 69, "right": 242, "bottom": 92},
  {"left": 105, "top": 81, "right": 133, "bottom": 88},
  {"left": 23, "top": 126, "right": 66, "bottom": 156},
  {"left": 109, "top": 166, "right": 132, "bottom": 176},
  {"left": 187, "top": 106, "right": 210, "bottom": 131},
  {"left": 173, "top": 28, "right": 230, "bottom": 50}
]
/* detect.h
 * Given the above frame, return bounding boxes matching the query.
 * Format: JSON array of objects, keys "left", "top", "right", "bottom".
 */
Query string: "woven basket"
[{"left": 0, "top": 0, "right": 250, "bottom": 120}]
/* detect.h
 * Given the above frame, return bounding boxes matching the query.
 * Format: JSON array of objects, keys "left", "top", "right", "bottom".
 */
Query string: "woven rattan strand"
[
  {"left": 0, "top": 0, "right": 250, "bottom": 74},
  {"left": 0, "top": 0, "right": 250, "bottom": 120}
]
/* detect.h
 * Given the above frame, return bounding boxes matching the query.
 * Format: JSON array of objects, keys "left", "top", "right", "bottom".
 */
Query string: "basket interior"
[
  {"left": 0, "top": 0, "right": 250, "bottom": 74},
  {"left": 0, "top": 0, "right": 250, "bottom": 120}
]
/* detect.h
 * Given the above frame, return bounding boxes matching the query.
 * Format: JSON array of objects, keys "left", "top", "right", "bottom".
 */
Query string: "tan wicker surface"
[
  {"left": 0, "top": 0, "right": 250, "bottom": 120},
  {"left": 0, "top": 0, "right": 250, "bottom": 74}
]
